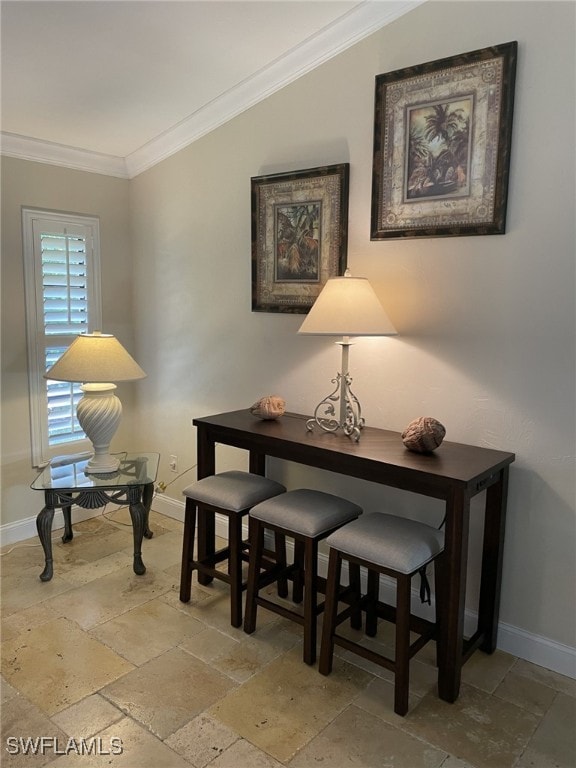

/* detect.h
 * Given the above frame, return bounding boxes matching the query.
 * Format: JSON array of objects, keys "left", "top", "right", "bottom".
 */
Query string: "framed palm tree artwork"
[
  {"left": 371, "top": 42, "right": 517, "bottom": 239},
  {"left": 251, "top": 164, "right": 349, "bottom": 313}
]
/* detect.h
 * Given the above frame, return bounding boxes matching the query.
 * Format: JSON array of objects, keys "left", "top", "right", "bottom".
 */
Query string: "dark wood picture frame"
[
  {"left": 371, "top": 41, "right": 517, "bottom": 239},
  {"left": 251, "top": 163, "right": 349, "bottom": 313}
]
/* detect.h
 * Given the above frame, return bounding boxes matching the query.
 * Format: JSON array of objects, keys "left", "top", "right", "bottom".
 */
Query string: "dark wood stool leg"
[
  {"left": 179, "top": 500, "right": 197, "bottom": 602},
  {"left": 348, "top": 562, "right": 362, "bottom": 630},
  {"left": 394, "top": 574, "right": 411, "bottom": 716},
  {"left": 229, "top": 513, "right": 244, "bottom": 628},
  {"left": 319, "top": 549, "right": 342, "bottom": 675},
  {"left": 274, "top": 532, "right": 289, "bottom": 598},
  {"left": 303, "top": 537, "right": 319, "bottom": 665},
  {"left": 244, "top": 517, "right": 264, "bottom": 634},
  {"left": 197, "top": 505, "right": 215, "bottom": 586},
  {"left": 366, "top": 569, "right": 379, "bottom": 637},
  {"left": 292, "top": 538, "right": 305, "bottom": 604}
]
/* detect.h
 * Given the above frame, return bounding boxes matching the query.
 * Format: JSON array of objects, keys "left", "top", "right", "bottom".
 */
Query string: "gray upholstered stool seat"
[
  {"left": 249, "top": 489, "right": 363, "bottom": 537},
  {"left": 185, "top": 471, "right": 286, "bottom": 512},
  {"left": 319, "top": 513, "right": 446, "bottom": 716},
  {"left": 244, "top": 489, "right": 363, "bottom": 664},
  {"left": 325, "top": 513, "right": 444, "bottom": 573},
  {"left": 179, "top": 471, "right": 286, "bottom": 628}
]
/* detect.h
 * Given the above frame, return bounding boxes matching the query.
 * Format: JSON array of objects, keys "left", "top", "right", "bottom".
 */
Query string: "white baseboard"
[
  {"left": 152, "top": 493, "right": 185, "bottom": 522},
  {"left": 495, "top": 621, "right": 576, "bottom": 679},
  {"left": 3, "top": 494, "right": 575, "bottom": 681},
  {"left": 0, "top": 505, "right": 106, "bottom": 546}
]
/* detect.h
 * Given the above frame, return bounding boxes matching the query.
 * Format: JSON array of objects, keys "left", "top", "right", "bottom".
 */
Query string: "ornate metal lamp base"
[{"left": 306, "top": 371, "right": 365, "bottom": 442}]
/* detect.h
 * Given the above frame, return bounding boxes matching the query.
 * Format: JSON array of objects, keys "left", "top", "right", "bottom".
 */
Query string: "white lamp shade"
[
  {"left": 298, "top": 274, "right": 397, "bottom": 337},
  {"left": 45, "top": 332, "right": 146, "bottom": 383},
  {"left": 43, "top": 332, "right": 145, "bottom": 473}
]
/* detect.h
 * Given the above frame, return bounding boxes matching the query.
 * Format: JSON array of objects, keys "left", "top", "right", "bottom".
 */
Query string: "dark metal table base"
[{"left": 36, "top": 482, "right": 154, "bottom": 581}]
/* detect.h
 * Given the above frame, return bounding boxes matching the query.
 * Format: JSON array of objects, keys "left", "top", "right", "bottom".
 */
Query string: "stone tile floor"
[{"left": 1, "top": 508, "right": 575, "bottom": 768}]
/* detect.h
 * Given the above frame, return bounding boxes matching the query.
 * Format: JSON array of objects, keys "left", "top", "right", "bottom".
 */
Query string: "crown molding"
[
  {"left": 125, "top": 0, "right": 425, "bottom": 178},
  {"left": 0, "top": 132, "right": 129, "bottom": 178},
  {"left": 1, "top": 1, "right": 425, "bottom": 180}
]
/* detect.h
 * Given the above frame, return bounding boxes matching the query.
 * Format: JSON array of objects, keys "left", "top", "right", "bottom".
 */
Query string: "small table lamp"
[
  {"left": 44, "top": 331, "right": 146, "bottom": 473},
  {"left": 298, "top": 270, "right": 397, "bottom": 441}
]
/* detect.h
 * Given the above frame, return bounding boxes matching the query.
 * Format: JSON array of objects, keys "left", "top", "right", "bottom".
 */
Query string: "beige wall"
[
  {"left": 129, "top": 1, "right": 575, "bottom": 653},
  {"left": 1, "top": 1, "right": 574, "bottom": 662},
  {"left": 1, "top": 158, "right": 134, "bottom": 524}
]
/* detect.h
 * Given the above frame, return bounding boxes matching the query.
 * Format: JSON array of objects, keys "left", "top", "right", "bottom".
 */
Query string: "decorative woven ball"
[
  {"left": 249, "top": 395, "right": 286, "bottom": 420},
  {"left": 402, "top": 416, "right": 446, "bottom": 453}
]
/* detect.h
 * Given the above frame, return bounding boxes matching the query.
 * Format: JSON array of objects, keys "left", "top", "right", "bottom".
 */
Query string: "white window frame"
[{"left": 22, "top": 208, "right": 102, "bottom": 467}]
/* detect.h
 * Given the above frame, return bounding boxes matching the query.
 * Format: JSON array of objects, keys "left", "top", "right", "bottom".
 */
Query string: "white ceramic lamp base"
[{"left": 77, "top": 383, "right": 122, "bottom": 473}]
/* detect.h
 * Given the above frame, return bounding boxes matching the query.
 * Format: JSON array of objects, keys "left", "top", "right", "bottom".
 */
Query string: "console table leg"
[
  {"left": 479, "top": 468, "right": 509, "bottom": 653},
  {"left": 438, "top": 489, "right": 469, "bottom": 703},
  {"left": 37, "top": 505, "right": 55, "bottom": 582}
]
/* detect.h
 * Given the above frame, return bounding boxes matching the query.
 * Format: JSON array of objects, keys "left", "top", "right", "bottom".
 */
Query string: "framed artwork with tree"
[
  {"left": 371, "top": 42, "right": 517, "bottom": 239},
  {"left": 251, "top": 164, "right": 349, "bottom": 313}
]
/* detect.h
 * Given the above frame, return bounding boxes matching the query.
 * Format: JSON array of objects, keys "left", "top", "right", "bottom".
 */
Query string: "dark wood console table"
[{"left": 193, "top": 409, "right": 515, "bottom": 703}]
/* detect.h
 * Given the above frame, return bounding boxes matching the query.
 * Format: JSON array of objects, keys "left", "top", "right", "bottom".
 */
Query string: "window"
[{"left": 22, "top": 209, "right": 102, "bottom": 466}]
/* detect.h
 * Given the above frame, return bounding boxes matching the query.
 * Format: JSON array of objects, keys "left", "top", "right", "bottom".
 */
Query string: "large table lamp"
[
  {"left": 44, "top": 331, "right": 146, "bottom": 473},
  {"left": 298, "top": 270, "right": 397, "bottom": 441}
]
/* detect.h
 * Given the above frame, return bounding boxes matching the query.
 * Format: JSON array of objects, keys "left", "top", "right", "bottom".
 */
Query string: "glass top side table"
[{"left": 31, "top": 452, "right": 159, "bottom": 581}]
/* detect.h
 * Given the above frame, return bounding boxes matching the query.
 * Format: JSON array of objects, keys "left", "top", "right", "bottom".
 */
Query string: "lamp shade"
[
  {"left": 44, "top": 332, "right": 146, "bottom": 383},
  {"left": 298, "top": 273, "right": 397, "bottom": 337}
]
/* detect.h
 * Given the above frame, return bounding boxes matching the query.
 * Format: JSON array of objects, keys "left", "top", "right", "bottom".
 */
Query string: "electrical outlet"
[{"left": 169, "top": 455, "right": 178, "bottom": 473}]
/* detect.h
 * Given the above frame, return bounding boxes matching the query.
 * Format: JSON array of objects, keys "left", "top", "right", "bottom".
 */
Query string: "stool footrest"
[
  {"left": 463, "top": 629, "right": 484, "bottom": 662},
  {"left": 203, "top": 546, "right": 231, "bottom": 567},
  {"left": 330, "top": 633, "right": 396, "bottom": 673},
  {"left": 255, "top": 596, "right": 306, "bottom": 626},
  {"left": 331, "top": 622, "right": 436, "bottom": 668},
  {"left": 332, "top": 601, "right": 363, "bottom": 627},
  {"left": 373, "top": 600, "right": 438, "bottom": 638},
  {"left": 334, "top": 599, "right": 437, "bottom": 648},
  {"left": 251, "top": 562, "right": 299, "bottom": 591},
  {"left": 409, "top": 628, "right": 437, "bottom": 657},
  {"left": 194, "top": 562, "right": 237, "bottom": 587}
]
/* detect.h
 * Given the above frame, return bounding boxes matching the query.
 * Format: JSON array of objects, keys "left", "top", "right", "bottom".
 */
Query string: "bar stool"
[
  {"left": 179, "top": 471, "right": 286, "bottom": 627},
  {"left": 243, "top": 489, "right": 363, "bottom": 664},
  {"left": 319, "top": 513, "right": 445, "bottom": 716}
]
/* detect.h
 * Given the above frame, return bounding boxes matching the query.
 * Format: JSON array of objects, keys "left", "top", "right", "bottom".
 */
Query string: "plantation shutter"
[
  {"left": 41, "top": 229, "right": 90, "bottom": 445},
  {"left": 23, "top": 209, "right": 101, "bottom": 466}
]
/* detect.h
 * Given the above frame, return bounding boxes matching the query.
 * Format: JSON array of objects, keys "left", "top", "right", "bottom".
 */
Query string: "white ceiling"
[{"left": 0, "top": 0, "right": 423, "bottom": 177}]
